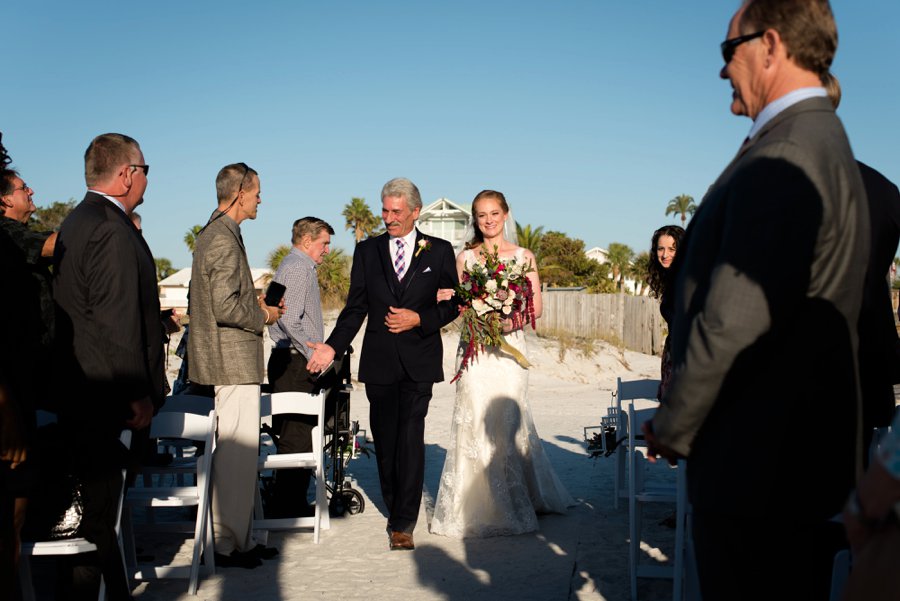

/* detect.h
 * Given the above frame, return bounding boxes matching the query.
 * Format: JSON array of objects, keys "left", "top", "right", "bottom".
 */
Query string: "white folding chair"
[
  {"left": 613, "top": 377, "right": 661, "bottom": 509},
  {"left": 626, "top": 401, "right": 689, "bottom": 601},
  {"left": 253, "top": 391, "right": 330, "bottom": 542},
  {"left": 122, "top": 410, "right": 216, "bottom": 595},
  {"left": 19, "top": 427, "right": 133, "bottom": 601}
]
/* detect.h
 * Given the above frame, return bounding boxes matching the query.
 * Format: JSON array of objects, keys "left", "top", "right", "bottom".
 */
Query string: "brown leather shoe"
[{"left": 389, "top": 531, "right": 415, "bottom": 551}]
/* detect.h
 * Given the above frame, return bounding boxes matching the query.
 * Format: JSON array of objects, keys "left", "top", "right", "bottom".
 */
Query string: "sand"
[{"left": 128, "top": 319, "right": 681, "bottom": 601}]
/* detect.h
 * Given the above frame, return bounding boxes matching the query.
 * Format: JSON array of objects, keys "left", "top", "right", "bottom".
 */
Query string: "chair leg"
[{"left": 18, "top": 555, "right": 36, "bottom": 601}]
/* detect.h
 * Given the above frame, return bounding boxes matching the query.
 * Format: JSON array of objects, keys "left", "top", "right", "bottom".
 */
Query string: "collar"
[
  {"left": 747, "top": 87, "right": 827, "bottom": 141},
  {"left": 290, "top": 246, "right": 318, "bottom": 269},
  {"left": 88, "top": 189, "right": 128, "bottom": 214},
  {"left": 390, "top": 228, "right": 418, "bottom": 249}
]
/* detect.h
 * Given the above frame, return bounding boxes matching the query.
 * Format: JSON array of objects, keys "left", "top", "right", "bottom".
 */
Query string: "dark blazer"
[
  {"left": 326, "top": 230, "right": 459, "bottom": 384},
  {"left": 53, "top": 192, "right": 166, "bottom": 433},
  {"left": 653, "top": 97, "right": 870, "bottom": 519},
  {"left": 857, "top": 161, "right": 900, "bottom": 432}
]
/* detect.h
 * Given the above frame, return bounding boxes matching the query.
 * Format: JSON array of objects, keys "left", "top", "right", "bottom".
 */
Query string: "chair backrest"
[
  {"left": 159, "top": 394, "right": 215, "bottom": 416},
  {"left": 149, "top": 410, "right": 216, "bottom": 446},
  {"left": 628, "top": 402, "right": 657, "bottom": 451},
  {"left": 617, "top": 377, "right": 661, "bottom": 404},
  {"left": 260, "top": 391, "right": 326, "bottom": 422}
]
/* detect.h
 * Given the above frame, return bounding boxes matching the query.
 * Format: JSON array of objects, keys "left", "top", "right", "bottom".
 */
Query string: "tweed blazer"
[
  {"left": 652, "top": 96, "right": 870, "bottom": 519},
  {"left": 187, "top": 211, "right": 265, "bottom": 385}
]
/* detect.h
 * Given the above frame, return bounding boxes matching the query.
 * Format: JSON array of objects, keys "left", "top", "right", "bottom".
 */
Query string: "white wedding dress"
[{"left": 430, "top": 249, "right": 575, "bottom": 538}]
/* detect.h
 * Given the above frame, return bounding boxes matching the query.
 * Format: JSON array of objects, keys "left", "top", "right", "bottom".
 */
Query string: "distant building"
[
  {"left": 585, "top": 246, "right": 608, "bottom": 264},
  {"left": 158, "top": 267, "right": 271, "bottom": 310},
  {"left": 416, "top": 197, "right": 470, "bottom": 250}
]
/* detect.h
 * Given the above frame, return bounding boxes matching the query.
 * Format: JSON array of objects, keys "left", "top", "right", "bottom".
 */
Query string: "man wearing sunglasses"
[
  {"left": 645, "top": 1, "right": 869, "bottom": 598},
  {"left": 52, "top": 133, "right": 166, "bottom": 600},
  {"left": 187, "top": 163, "right": 283, "bottom": 568}
]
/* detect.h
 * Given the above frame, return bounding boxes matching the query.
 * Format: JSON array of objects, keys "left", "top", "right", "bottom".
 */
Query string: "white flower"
[
  {"left": 472, "top": 298, "right": 492, "bottom": 316},
  {"left": 501, "top": 305, "right": 512, "bottom": 315},
  {"left": 484, "top": 279, "right": 498, "bottom": 293},
  {"left": 500, "top": 279, "right": 509, "bottom": 289}
]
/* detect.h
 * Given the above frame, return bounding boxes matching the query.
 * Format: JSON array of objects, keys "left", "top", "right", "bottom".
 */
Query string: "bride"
[{"left": 430, "top": 189, "right": 574, "bottom": 538}]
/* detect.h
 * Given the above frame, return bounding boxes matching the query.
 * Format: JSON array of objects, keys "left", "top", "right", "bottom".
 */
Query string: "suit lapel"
[
  {"left": 398, "top": 231, "right": 425, "bottom": 296},
  {"left": 377, "top": 234, "right": 401, "bottom": 299}
]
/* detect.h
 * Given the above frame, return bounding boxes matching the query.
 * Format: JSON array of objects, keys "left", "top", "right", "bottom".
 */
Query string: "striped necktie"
[{"left": 394, "top": 238, "right": 406, "bottom": 279}]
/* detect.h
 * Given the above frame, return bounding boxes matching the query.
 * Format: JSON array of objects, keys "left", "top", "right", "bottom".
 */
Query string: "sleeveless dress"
[{"left": 430, "top": 248, "right": 575, "bottom": 538}]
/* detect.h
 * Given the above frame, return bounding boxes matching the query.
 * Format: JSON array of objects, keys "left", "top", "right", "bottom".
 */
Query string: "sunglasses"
[
  {"left": 720, "top": 31, "right": 764, "bottom": 64},
  {"left": 130, "top": 164, "right": 150, "bottom": 176}
]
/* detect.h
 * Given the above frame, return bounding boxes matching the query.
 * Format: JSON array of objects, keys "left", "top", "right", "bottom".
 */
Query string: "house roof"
[{"left": 419, "top": 197, "right": 468, "bottom": 220}]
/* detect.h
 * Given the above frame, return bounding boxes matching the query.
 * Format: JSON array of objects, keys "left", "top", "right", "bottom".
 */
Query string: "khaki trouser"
[{"left": 211, "top": 384, "right": 260, "bottom": 554}]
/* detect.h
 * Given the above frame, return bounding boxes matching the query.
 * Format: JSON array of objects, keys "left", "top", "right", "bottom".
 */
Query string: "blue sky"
[{"left": 5, "top": 0, "right": 899, "bottom": 268}]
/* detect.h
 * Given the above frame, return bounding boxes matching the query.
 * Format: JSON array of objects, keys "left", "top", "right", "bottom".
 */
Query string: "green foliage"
[
  {"left": 629, "top": 251, "right": 651, "bottom": 295},
  {"left": 515, "top": 223, "right": 544, "bottom": 256},
  {"left": 342, "top": 197, "right": 382, "bottom": 244},
  {"left": 184, "top": 224, "right": 203, "bottom": 253},
  {"left": 665, "top": 194, "right": 697, "bottom": 227},
  {"left": 537, "top": 231, "right": 608, "bottom": 289},
  {"left": 28, "top": 199, "right": 76, "bottom": 232},
  {"left": 267, "top": 245, "right": 291, "bottom": 272},
  {"left": 317, "top": 249, "right": 350, "bottom": 309},
  {"left": 606, "top": 242, "right": 635, "bottom": 292},
  {"left": 154, "top": 257, "right": 177, "bottom": 281}
]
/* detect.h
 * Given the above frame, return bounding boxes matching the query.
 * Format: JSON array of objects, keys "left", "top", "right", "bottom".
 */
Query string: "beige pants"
[{"left": 211, "top": 384, "right": 260, "bottom": 553}]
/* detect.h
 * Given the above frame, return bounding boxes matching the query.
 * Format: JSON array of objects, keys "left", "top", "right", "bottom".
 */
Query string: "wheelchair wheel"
[{"left": 342, "top": 488, "right": 365, "bottom": 515}]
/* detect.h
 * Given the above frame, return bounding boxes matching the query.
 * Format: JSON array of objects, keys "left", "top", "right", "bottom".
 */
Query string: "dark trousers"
[
  {"left": 692, "top": 510, "right": 847, "bottom": 601},
  {"left": 364, "top": 379, "right": 432, "bottom": 534},
  {"left": 266, "top": 349, "right": 321, "bottom": 517}
]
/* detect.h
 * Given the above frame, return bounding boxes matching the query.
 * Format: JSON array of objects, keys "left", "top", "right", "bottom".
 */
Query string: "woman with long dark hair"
[{"left": 647, "top": 225, "right": 684, "bottom": 401}]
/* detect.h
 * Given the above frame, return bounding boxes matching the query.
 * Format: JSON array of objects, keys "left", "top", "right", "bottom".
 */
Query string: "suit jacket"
[
  {"left": 652, "top": 96, "right": 870, "bottom": 519},
  {"left": 326, "top": 230, "right": 459, "bottom": 385},
  {"left": 187, "top": 211, "right": 265, "bottom": 386},
  {"left": 857, "top": 161, "right": 900, "bottom": 430},
  {"left": 53, "top": 192, "right": 166, "bottom": 432}
]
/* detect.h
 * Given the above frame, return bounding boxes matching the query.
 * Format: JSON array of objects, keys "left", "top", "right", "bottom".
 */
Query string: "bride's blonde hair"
[{"left": 465, "top": 190, "right": 510, "bottom": 250}]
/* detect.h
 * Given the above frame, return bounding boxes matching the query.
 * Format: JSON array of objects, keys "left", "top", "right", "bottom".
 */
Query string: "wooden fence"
[{"left": 536, "top": 291, "right": 666, "bottom": 356}]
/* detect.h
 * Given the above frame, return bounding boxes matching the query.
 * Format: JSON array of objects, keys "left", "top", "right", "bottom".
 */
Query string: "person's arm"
[
  {"left": 83, "top": 220, "right": 155, "bottom": 425},
  {"left": 653, "top": 157, "right": 826, "bottom": 456},
  {"left": 416, "top": 240, "right": 460, "bottom": 335},
  {"left": 278, "top": 260, "right": 316, "bottom": 351},
  {"left": 204, "top": 233, "right": 267, "bottom": 333}
]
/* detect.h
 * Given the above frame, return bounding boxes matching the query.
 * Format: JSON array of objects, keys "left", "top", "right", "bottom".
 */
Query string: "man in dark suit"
[
  {"left": 644, "top": 1, "right": 870, "bottom": 598},
  {"left": 308, "top": 177, "right": 458, "bottom": 550},
  {"left": 53, "top": 133, "right": 165, "bottom": 600}
]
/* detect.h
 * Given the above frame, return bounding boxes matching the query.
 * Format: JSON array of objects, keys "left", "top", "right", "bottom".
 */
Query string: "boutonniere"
[{"left": 414, "top": 239, "right": 431, "bottom": 258}]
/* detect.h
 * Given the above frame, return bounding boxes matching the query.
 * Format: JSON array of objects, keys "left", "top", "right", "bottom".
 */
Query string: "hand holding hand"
[
  {"left": 436, "top": 288, "right": 455, "bottom": 302},
  {"left": 306, "top": 342, "right": 336, "bottom": 373},
  {"left": 385, "top": 306, "right": 421, "bottom": 334}
]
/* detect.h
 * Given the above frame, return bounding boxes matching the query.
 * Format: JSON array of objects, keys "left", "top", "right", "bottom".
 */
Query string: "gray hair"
[
  {"left": 381, "top": 177, "right": 422, "bottom": 211},
  {"left": 292, "top": 216, "right": 335, "bottom": 245}
]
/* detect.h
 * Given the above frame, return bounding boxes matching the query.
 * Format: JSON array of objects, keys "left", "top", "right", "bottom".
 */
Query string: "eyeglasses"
[
  {"left": 3, "top": 182, "right": 30, "bottom": 196},
  {"left": 720, "top": 31, "right": 765, "bottom": 63},
  {"left": 130, "top": 164, "right": 150, "bottom": 176}
]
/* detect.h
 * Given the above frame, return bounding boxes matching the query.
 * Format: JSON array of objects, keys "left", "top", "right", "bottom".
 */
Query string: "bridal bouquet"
[{"left": 450, "top": 246, "right": 536, "bottom": 383}]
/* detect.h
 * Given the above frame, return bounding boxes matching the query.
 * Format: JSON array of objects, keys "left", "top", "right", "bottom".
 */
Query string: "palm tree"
[
  {"left": 267, "top": 245, "right": 291, "bottom": 273},
  {"left": 665, "top": 194, "right": 697, "bottom": 227},
  {"left": 184, "top": 224, "right": 203, "bottom": 253},
  {"left": 515, "top": 223, "right": 544, "bottom": 256},
  {"left": 629, "top": 251, "right": 650, "bottom": 295},
  {"left": 606, "top": 242, "right": 634, "bottom": 292},
  {"left": 342, "top": 197, "right": 381, "bottom": 244},
  {"left": 317, "top": 249, "right": 351, "bottom": 308},
  {"left": 155, "top": 257, "right": 177, "bottom": 281}
]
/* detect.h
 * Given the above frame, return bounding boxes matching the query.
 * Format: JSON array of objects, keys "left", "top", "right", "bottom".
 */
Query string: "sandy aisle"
[{"left": 129, "top": 323, "right": 679, "bottom": 601}]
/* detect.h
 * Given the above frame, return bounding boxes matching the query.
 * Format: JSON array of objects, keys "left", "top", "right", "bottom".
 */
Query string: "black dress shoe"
[
  {"left": 251, "top": 544, "right": 279, "bottom": 560},
  {"left": 214, "top": 551, "right": 262, "bottom": 569}
]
